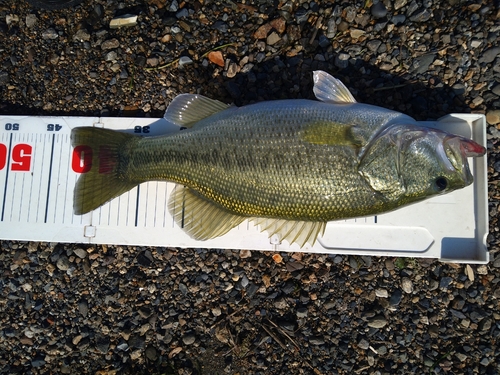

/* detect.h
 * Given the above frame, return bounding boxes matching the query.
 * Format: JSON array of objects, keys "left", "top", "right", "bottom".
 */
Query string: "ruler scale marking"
[
  {"left": 135, "top": 186, "right": 140, "bottom": 227},
  {"left": 44, "top": 134, "right": 56, "bottom": 223}
]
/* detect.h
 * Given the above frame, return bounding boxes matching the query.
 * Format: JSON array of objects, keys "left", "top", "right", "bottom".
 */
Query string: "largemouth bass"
[{"left": 72, "top": 71, "right": 485, "bottom": 246}]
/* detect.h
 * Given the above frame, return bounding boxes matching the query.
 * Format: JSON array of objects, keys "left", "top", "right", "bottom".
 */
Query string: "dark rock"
[
  {"left": 129, "top": 334, "right": 145, "bottom": 349},
  {"left": 371, "top": 2, "right": 387, "bottom": 19},
  {"left": 390, "top": 289, "right": 403, "bottom": 306}
]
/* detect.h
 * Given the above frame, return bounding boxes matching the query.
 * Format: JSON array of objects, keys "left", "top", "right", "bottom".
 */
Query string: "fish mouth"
[{"left": 442, "top": 135, "right": 485, "bottom": 186}]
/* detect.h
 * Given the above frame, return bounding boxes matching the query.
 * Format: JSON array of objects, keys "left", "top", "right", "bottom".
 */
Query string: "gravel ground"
[{"left": 1, "top": 0, "right": 500, "bottom": 374}]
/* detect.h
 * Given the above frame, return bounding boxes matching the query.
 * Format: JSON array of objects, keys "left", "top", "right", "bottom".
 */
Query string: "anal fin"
[
  {"left": 252, "top": 218, "right": 326, "bottom": 247},
  {"left": 168, "top": 185, "right": 246, "bottom": 240}
]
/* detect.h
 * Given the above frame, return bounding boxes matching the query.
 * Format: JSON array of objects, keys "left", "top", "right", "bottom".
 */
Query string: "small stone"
[
  {"left": 368, "top": 316, "right": 387, "bottom": 328},
  {"left": 296, "top": 307, "right": 308, "bottom": 318},
  {"left": 492, "top": 84, "right": 500, "bottom": 96},
  {"left": 95, "top": 334, "right": 109, "bottom": 353},
  {"left": 56, "top": 256, "right": 70, "bottom": 271},
  {"left": 73, "top": 248, "right": 87, "bottom": 259},
  {"left": 286, "top": 261, "right": 304, "bottom": 272},
  {"left": 104, "top": 51, "right": 117, "bottom": 61},
  {"left": 239, "top": 250, "right": 251, "bottom": 259},
  {"left": 31, "top": 358, "right": 45, "bottom": 367},
  {"left": 101, "top": 39, "right": 120, "bottom": 50},
  {"left": 267, "top": 31, "right": 281, "bottom": 45},
  {"left": 476, "top": 265, "right": 488, "bottom": 275},
  {"left": 335, "top": 53, "right": 350, "bottom": 69},
  {"left": 358, "top": 339, "right": 370, "bottom": 350},
  {"left": 326, "top": 17, "right": 337, "bottom": 38},
  {"left": 6, "top": 14, "right": 19, "bottom": 25},
  {"left": 401, "top": 278, "right": 413, "bottom": 294},
  {"left": 78, "top": 300, "right": 88, "bottom": 317},
  {"left": 309, "top": 336, "right": 325, "bottom": 345},
  {"left": 269, "top": 18, "right": 286, "bottom": 33},
  {"left": 226, "top": 62, "right": 238, "bottom": 78},
  {"left": 74, "top": 29, "right": 91, "bottom": 42},
  {"left": 182, "top": 332, "right": 196, "bottom": 345},
  {"left": 371, "top": 2, "right": 387, "bottom": 19},
  {"left": 145, "top": 346, "right": 158, "bottom": 361},
  {"left": 212, "top": 307, "right": 222, "bottom": 316},
  {"left": 410, "top": 8, "right": 431, "bottom": 22},
  {"left": 375, "top": 289, "right": 388, "bottom": 298},
  {"left": 130, "top": 350, "right": 142, "bottom": 360},
  {"left": 479, "top": 47, "right": 500, "bottom": 64},
  {"left": 212, "top": 21, "right": 228, "bottom": 33},
  {"left": 208, "top": 51, "right": 224, "bottom": 67},
  {"left": 392, "top": 14, "right": 406, "bottom": 25},
  {"left": 350, "top": 29, "right": 365, "bottom": 39},
  {"left": 367, "top": 39, "right": 382, "bottom": 53},
  {"left": 137, "top": 251, "right": 154, "bottom": 266},
  {"left": 486, "top": 110, "right": 500, "bottom": 125},
  {"left": 178, "top": 56, "right": 193, "bottom": 68},
  {"left": 129, "top": 334, "right": 145, "bottom": 349},
  {"left": 25, "top": 14, "right": 37, "bottom": 28},
  {"left": 110, "top": 15, "right": 138, "bottom": 29},
  {"left": 42, "top": 28, "right": 58, "bottom": 40},
  {"left": 274, "top": 297, "right": 287, "bottom": 309},
  {"left": 0, "top": 72, "right": 8, "bottom": 85},
  {"left": 147, "top": 57, "right": 159, "bottom": 67},
  {"left": 394, "top": 0, "right": 408, "bottom": 10},
  {"left": 439, "top": 277, "right": 453, "bottom": 289},
  {"left": 390, "top": 289, "right": 403, "bottom": 306},
  {"left": 411, "top": 54, "right": 435, "bottom": 74}
]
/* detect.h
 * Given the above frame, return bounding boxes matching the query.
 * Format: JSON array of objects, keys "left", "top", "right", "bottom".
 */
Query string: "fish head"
[{"left": 359, "top": 124, "right": 486, "bottom": 205}]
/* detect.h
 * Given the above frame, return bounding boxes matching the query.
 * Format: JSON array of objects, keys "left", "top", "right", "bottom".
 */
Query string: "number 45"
[{"left": 47, "top": 124, "right": 62, "bottom": 131}]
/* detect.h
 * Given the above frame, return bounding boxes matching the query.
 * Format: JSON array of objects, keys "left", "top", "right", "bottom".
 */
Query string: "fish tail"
[{"left": 71, "top": 127, "right": 139, "bottom": 214}]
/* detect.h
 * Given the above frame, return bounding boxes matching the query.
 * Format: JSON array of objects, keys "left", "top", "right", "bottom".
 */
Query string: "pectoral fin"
[
  {"left": 313, "top": 71, "right": 357, "bottom": 104},
  {"left": 302, "top": 120, "right": 362, "bottom": 148},
  {"left": 164, "top": 94, "right": 230, "bottom": 128},
  {"left": 168, "top": 185, "right": 246, "bottom": 240}
]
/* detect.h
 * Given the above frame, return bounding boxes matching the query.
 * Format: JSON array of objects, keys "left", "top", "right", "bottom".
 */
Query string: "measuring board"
[{"left": 0, "top": 114, "right": 489, "bottom": 263}]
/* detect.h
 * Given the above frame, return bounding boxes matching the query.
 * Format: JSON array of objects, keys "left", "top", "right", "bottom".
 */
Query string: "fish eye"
[{"left": 435, "top": 177, "right": 448, "bottom": 191}]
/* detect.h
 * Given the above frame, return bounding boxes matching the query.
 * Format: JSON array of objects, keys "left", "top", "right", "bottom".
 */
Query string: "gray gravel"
[{"left": 1, "top": 0, "right": 500, "bottom": 374}]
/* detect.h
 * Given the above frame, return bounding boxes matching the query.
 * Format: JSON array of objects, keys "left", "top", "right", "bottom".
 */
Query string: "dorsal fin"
[
  {"left": 164, "top": 94, "right": 230, "bottom": 128},
  {"left": 168, "top": 185, "right": 246, "bottom": 240},
  {"left": 313, "top": 71, "right": 357, "bottom": 104}
]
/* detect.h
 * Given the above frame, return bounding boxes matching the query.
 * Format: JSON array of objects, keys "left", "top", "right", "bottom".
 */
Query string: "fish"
[{"left": 71, "top": 71, "right": 486, "bottom": 247}]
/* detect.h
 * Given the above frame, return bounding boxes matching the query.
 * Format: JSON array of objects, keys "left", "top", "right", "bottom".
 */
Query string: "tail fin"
[{"left": 71, "top": 127, "right": 139, "bottom": 215}]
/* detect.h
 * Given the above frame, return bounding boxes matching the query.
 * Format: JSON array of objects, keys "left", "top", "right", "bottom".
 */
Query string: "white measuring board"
[{"left": 0, "top": 114, "right": 489, "bottom": 263}]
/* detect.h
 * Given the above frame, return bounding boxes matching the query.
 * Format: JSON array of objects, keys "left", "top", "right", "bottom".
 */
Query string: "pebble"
[
  {"left": 178, "top": 56, "right": 193, "bottom": 68},
  {"left": 486, "top": 110, "right": 500, "bottom": 125},
  {"left": 367, "top": 315, "right": 388, "bottom": 328},
  {"left": 42, "top": 28, "right": 58, "bottom": 40},
  {"left": 309, "top": 336, "right": 325, "bottom": 345},
  {"left": 371, "top": 2, "right": 388, "bottom": 19},
  {"left": 479, "top": 47, "right": 500, "bottom": 64},
  {"left": 335, "top": 53, "right": 350, "bottom": 69},
  {"left": 101, "top": 39, "right": 120, "bottom": 50},
  {"left": 25, "top": 14, "right": 37, "bottom": 28},
  {"left": 56, "top": 256, "right": 70, "bottom": 271},
  {"left": 390, "top": 289, "right": 403, "bottom": 306},
  {"left": 358, "top": 338, "right": 370, "bottom": 350},
  {"left": 182, "top": 332, "right": 196, "bottom": 345},
  {"left": 401, "top": 278, "right": 414, "bottom": 294}
]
